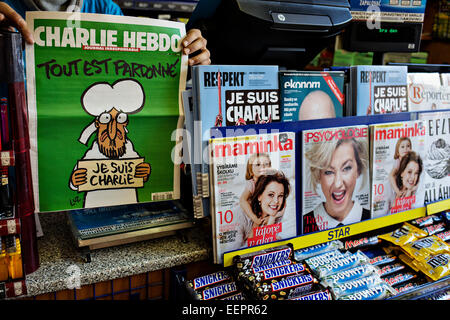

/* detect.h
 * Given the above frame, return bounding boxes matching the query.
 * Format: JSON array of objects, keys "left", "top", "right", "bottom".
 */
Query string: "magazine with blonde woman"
[{"left": 302, "top": 125, "right": 370, "bottom": 234}]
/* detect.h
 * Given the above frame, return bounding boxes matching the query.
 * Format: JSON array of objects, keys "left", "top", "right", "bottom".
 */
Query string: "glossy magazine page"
[
  {"left": 353, "top": 65, "right": 408, "bottom": 116},
  {"left": 418, "top": 111, "right": 450, "bottom": 205},
  {"left": 407, "top": 73, "right": 448, "bottom": 112},
  {"left": 301, "top": 125, "right": 371, "bottom": 234},
  {"left": 370, "top": 120, "right": 426, "bottom": 218},
  {"left": 209, "top": 132, "right": 296, "bottom": 264}
]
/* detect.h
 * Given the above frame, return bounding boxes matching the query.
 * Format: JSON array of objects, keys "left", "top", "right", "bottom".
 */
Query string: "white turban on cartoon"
[{"left": 78, "top": 79, "right": 145, "bottom": 145}]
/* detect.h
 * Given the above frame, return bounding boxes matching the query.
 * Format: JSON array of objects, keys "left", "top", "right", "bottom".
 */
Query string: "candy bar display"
[
  {"left": 184, "top": 209, "right": 450, "bottom": 301},
  {"left": 232, "top": 243, "right": 323, "bottom": 300},
  {"left": 297, "top": 243, "right": 398, "bottom": 300}
]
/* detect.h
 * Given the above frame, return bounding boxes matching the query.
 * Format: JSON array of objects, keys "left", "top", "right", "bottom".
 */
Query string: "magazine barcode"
[{"left": 151, "top": 191, "right": 173, "bottom": 201}]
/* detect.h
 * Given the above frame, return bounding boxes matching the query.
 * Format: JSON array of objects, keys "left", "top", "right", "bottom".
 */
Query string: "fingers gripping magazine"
[
  {"left": 210, "top": 132, "right": 296, "bottom": 264},
  {"left": 370, "top": 121, "right": 426, "bottom": 218},
  {"left": 302, "top": 125, "right": 371, "bottom": 235}
]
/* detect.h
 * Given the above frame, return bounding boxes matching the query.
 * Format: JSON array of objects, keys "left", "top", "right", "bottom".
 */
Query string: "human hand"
[
  {"left": 251, "top": 215, "right": 263, "bottom": 226},
  {"left": 0, "top": 2, "right": 34, "bottom": 44},
  {"left": 181, "top": 28, "right": 210, "bottom": 66},
  {"left": 135, "top": 162, "right": 151, "bottom": 182},
  {"left": 71, "top": 168, "right": 87, "bottom": 187}
]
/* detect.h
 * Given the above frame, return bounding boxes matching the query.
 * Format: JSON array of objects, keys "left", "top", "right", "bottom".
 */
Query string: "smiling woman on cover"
[
  {"left": 303, "top": 137, "right": 370, "bottom": 233},
  {"left": 393, "top": 151, "right": 423, "bottom": 201},
  {"left": 230, "top": 169, "right": 291, "bottom": 250}
]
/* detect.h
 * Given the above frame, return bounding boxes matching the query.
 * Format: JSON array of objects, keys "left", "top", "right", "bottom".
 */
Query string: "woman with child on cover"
[
  {"left": 231, "top": 169, "right": 291, "bottom": 250},
  {"left": 389, "top": 150, "right": 423, "bottom": 213},
  {"left": 303, "top": 136, "right": 370, "bottom": 234}
]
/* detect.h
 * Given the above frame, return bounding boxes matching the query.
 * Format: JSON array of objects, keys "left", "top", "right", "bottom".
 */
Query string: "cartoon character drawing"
[{"left": 69, "top": 79, "right": 151, "bottom": 208}]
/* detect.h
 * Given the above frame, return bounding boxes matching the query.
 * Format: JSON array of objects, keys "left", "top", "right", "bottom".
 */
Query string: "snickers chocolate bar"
[
  {"left": 236, "top": 259, "right": 293, "bottom": 283},
  {"left": 233, "top": 243, "right": 294, "bottom": 272},
  {"left": 241, "top": 262, "right": 309, "bottom": 291},
  {"left": 254, "top": 273, "right": 318, "bottom": 300},
  {"left": 290, "top": 289, "right": 332, "bottom": 300},
  {"left": 201, "top": 281, "right": 239, "bottom": 300},
  {"left": 185, "top": 270, "right": 232, "bottom": 299}
]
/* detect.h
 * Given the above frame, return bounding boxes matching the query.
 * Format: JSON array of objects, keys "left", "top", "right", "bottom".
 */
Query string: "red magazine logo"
[{"left": 408, "top": 83, "right": 424, "bottom": 104}]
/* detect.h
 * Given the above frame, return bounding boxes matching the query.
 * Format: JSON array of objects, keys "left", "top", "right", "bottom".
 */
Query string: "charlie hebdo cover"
[
  {"left": 209, "top": 132, "right": 296, "bottom": 264},
  {"left": 25, "top": 12, "right": 187, "bottom": 212}
]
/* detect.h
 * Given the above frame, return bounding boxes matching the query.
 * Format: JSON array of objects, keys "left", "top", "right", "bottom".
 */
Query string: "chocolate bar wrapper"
[
  {"left": 379, "top": 223, "right": 428, "bottom": 247},
  {"left": 255, "top": 273, "right": 318, "bottom": 300},
  {"left": 344, "top": 236, "right": 380, "bottom": 251},
  {"left": 436, "top": 230, "right": 450, "bottom": 242},
  {"left": 425, "top": 288, "right": 450, "bottom": 300},
  {"left": 411, "top": 215, "right": 434, "bottom": 228},
  {"left": 313, "top": 251, "right": 369, "bottom": 278},
  {"left": 294, "top": 240, "right": 343, "bottom": 261},
  {"left": 402, "top": 235, "right": 450, "bottom": 260},
  {"left": 197, "top": 281, "right": 239, "bottom": 301},
  {"left": 330, "top": 274, "right": 383, "bottom": 299},
  {"left": 338, "top": 282, "right": 397, "bottom": 300},
  {"left": 304, "top": 250, "right": 350, "bottom": 270},
  {"left": 382, "top": 271, "right": 417, "bottom": 287},
  {"left": 398, "top": 253, "right": 420, "bottom": 272},
  {"left": 415, "top": 253, "right": 450, "bottom": 281},
  {"left": 241, "top": 262, "right": 309, "bottom": 291},
  {"left": 220, "top": 292, "right": 246, "bottom": 300},
  {"left": 321, "top": 263, "right": 379, "bottom": 287},
  {"left": 233, "top": 243, "right": 294, "bottom": 272},
  {"left": 236, "top": 259, "right": 293, "bottom": 283},
  {"left": 185, "top": 270, "right": 232, "bottom": 299},
  {"left": 394, "top": 280, "right": 422, "bottom": 294},
  {"left": 377, "top": 262, "right": 405, "bottom": 277},
  {"left": 422, "top": 222, "right": 446, "bottom": 236},
  {"left": 368, "top": 254, "right": 397, "bottom": 266},
  {"left": 290, "top": 289, "right": 332, "bottom": 300}
]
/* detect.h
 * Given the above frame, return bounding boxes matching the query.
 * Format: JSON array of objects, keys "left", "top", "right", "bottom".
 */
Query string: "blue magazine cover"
[
  {"left": 352, "top": 65, "right": 409, "bottom": 116},
  {"left": 280, "top": 71, "right": 345, "bottom": 121},
  {"left": 191, "top": 65, "right": 279, "bottom": 217}
]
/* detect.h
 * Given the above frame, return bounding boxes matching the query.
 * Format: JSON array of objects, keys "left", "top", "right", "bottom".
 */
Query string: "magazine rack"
[{"left": 209, "top": 110, "right": 450, "bottom": 267}]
